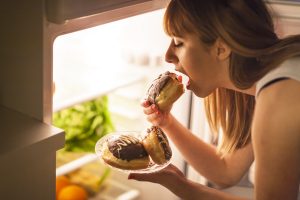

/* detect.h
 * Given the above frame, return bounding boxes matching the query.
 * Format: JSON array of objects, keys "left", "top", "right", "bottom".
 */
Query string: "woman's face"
[{"left": 165, "top": 33, "right": 230, "bottom": 97}]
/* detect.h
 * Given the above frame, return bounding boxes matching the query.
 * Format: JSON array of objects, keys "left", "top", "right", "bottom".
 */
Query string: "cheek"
[
  {"left": 181, "top": 52, "right": 207, "bottom": 82},
  {"left": 184, "top": 65, "right": 201, "bottom": 81}
]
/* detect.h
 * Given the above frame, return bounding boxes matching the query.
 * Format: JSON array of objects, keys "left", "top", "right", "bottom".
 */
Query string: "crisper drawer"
[{"left": 56, "top": 152, "right": 140, "bottom": 200}]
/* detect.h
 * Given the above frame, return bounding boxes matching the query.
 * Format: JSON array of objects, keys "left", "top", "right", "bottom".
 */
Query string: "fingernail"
[{"left": 178, "top": 75, "right": 183, "bottom": 82}]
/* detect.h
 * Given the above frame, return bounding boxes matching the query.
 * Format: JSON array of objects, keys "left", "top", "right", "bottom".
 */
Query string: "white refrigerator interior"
[{"left": 53, "top": 9, "right": 189, "bottom": 200}]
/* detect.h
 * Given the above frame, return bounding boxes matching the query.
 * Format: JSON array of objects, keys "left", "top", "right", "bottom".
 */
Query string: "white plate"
[{"left": 95, "top": 131, "right": 171, "bottom": 174}]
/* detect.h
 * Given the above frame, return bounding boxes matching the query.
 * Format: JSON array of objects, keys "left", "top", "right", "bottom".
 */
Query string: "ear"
[{"left": 215, "top": 38, "right": 231, "bottom": 60}]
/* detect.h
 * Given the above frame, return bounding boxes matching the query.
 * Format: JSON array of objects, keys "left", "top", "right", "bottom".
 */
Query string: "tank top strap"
[{"left": 255, "top": 57, "right": 300, "bottom": 98}]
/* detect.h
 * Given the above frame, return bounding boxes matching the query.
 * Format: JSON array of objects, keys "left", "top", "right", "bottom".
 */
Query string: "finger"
[
  {"left": 143, "top": 104, "right": 158, "bottom": 115},
  {"left": 146, "top": 112, "right": 161, "bottom": 126},
  {"left": 177, "top": 75, "right": 183, "bottom": 82},
  {"left": 128, "top": 173, "right": 159, "bottom": 183},
  {"left": 140, "top": 99, "right": 150, "bottom": 107}
]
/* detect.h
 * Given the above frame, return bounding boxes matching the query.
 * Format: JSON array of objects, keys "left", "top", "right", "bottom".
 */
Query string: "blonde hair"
[{"left": 164, "top": 0, "right": 300, "bottom": 155}]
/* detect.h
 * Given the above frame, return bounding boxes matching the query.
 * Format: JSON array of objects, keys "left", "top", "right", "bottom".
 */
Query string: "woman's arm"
[
  {"left": 129, "top": 164, "right": 250, "bottom": 200},
  {"left": 252, "top": 79, "right": 300, "bottom": 200},
  {"left": 161, "top": 114, "right": 254, "bottom": 188}
]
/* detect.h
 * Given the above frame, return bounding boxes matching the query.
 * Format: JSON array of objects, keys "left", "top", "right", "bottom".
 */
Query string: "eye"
[
  {"left": 174, "top": 42, "right": 183, "bottom": 48},
  {"left": 173, "top": 38, "right": 183, "bottom": 48}
]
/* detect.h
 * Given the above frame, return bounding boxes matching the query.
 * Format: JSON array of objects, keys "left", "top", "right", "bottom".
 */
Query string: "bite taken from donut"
[
  {"left": 142, "top": 126, "right": 172, "bottom": 165},
  {"left": 102, "top": 135, "right": 150, "bottom": 170},
  {"left": 147, "top": 71, "right": 185, "bottom": 112}
]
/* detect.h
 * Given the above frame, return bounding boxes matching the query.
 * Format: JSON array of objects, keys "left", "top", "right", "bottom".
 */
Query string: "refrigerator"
[{"left": 0, "top": 0, "right": 299, "bottom": 199}]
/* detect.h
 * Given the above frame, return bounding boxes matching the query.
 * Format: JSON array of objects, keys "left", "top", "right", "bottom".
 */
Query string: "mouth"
[
  {"left": 179, "top": 74, "right": 191, "bottom": 90},
  {"left": 186, "top": 79, "right": 191, "bottom": 90},
  {"left": 173, "top": 70, "right": 190, "bottom": 89}
]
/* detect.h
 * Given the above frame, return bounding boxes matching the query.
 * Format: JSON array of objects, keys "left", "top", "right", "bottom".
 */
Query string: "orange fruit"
[
  {"left": 56, "top": 176, "right": 70, "bottom": 199},
  {"left": 57, "top": 184, "right": 88, "bottom": 200}
]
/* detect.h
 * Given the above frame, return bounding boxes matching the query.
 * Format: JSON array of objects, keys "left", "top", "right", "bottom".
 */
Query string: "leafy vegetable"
[{"left": 53, "top": 96, "right": 115, "bottom": 152}]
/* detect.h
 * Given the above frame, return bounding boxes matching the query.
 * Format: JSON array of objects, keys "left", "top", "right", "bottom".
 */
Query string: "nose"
[{"left": 165, "top": 42, "right": 178, "bottom": 64}]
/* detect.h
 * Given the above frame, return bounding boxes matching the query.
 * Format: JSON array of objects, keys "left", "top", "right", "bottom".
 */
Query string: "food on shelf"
[
  {"left": 57, "top": 184, "right": 88, "bottom": 200},
  {"left": 56, "top": 152, "right": 111, "bottom": 197},
  {"left": 68, "top": 164, "right": 110, "bottom": 195},
  {"left": 146, "top": 71, "right": 185, "bottom": 111},
  {"left": 142, "top": 126, "right": 172, "bottom": 165},
  {"left": 56, "top": 176, "right": 71, "bottom": 199},
  {"left": 102, "top": 135, "right": 150, "bottom": 170},
  {"left": 53, "top": 96, "right": 121, "bottom": 198},
  {"left": 53, "top": 96, "right": 115, "bottom": 152},
  {"left": 56, "top": 176, "right": 87, "bottom": 200}
]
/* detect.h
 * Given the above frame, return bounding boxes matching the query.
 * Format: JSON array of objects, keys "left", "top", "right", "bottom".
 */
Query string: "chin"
[
  {"left": 194, "top": 92, "right": 208, "bottom": 98},
  {"left": 192, "top": 87, "right": 214, "bottom": 98}
]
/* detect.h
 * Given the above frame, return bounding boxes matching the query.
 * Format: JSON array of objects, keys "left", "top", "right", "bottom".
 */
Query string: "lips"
[
  {"left": 177, "top": 75, "right": 183, "bottom": 82},
  {"left": 173, "top": 69, "right": 191, "bottom": 90},
  {"left": 186, "top": 79, "right": 191, "bottom": 90}
]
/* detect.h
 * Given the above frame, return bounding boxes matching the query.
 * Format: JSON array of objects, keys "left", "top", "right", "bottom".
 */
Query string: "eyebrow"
[{"left": 173, "top": 35, "right": 185, "bottom": 40}]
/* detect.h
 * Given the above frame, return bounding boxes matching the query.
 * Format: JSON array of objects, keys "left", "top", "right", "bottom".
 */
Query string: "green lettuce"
[{"left": 53, "top": 96, "right": 115, "bottom": 152}]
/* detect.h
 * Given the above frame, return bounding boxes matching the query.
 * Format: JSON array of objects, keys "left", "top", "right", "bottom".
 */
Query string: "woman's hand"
[
  {"left": 141, "top": 100, "right": 173, "bottom": 128},
  {"left": 128, "top": 164, "right": 249, "bottom": 200},
  {"left": 128, "top": 164, "right": 189, "bottom": 197},
  {"left": 128, "top": 164, "right": 184, "bottom": 185}
]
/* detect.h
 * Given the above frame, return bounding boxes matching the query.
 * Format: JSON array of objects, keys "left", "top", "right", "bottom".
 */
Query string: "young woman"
[{"left": 128, "top": 0, "right": 300, "bottom": 199}]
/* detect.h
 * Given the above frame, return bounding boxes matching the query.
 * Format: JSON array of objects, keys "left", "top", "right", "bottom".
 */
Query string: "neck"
[
  {"left": 221, "top": 82, "right": 256, "bottom": 96},
  {"left": 234, "top": 86, "right": 256, "bottom": 96},
  {"left": 220, "top": 62, "right": 256, "bottom": 96}
]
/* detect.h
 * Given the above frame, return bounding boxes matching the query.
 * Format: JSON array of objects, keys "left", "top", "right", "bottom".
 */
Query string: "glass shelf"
[{"left": 53, "top": 66, "right": 148, "bottom": 112}]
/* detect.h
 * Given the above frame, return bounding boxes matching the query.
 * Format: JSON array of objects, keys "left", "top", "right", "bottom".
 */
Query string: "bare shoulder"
[
  {"left": 254, "top": 78, "right": 300, "bottom": 131},
  {"left": 252, "top": 79, "right": 300, "bottom": 199}
]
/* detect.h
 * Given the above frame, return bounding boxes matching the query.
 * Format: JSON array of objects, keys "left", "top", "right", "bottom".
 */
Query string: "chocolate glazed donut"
[
  {"left": 102, "top": 135, "right": 150, "bottom": 170},
  {"left": 147, "top": 71, "right": 185, "bottom": 111},
  {"left": 142, "top": 126, "right": 172, "bottom": 165}
]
